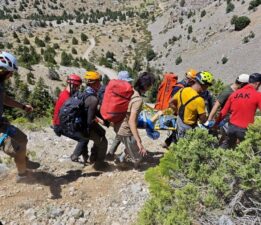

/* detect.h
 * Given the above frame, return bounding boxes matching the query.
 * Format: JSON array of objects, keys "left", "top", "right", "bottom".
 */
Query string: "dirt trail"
[
  {"left": 0, "top": 127, "right": 167, "bottom": 224},
  {"left": 83, "top": 37, "right": 118, "bottom": 80}
]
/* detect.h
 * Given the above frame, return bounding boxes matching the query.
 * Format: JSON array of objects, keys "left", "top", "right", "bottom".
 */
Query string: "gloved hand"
[
  {"left": 218, "top": 119, "right": 227, "bottom": 128},
  {"left": 53, "top": 125, "right": 62, "bottom": 137},
  {"left": 203, "top": 120, "right": 215, "bottom": 128}
]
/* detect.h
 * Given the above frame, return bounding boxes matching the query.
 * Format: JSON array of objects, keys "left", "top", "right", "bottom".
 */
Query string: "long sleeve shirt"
[{"left": 217, "top": 84, "right": 261, "bottom": 128}]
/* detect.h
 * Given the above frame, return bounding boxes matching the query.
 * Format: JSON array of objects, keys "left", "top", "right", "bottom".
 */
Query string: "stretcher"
[{"left": 138, "top": 106, "right": 177, "bottom": 135}]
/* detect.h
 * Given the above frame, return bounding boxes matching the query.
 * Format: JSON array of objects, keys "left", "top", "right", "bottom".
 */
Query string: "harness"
[{"left": 178, "top": 88, "right": 200, "bottom": 126}]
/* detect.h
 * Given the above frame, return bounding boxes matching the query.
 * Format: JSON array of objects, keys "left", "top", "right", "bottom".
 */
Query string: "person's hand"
[
  {"left": 137, "top": 141, "right": 147, "bottom": 157},
  {"left": 203, "top": 120, "right": 215, "bottom": 128},
  {"left": 23, "top": 104, "right": 33, "bottom": 113}
]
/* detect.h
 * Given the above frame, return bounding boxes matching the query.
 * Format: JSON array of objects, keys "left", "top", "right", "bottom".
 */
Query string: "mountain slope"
[{"left": 149, "top": 0, "right": 261, "bottom": 82}]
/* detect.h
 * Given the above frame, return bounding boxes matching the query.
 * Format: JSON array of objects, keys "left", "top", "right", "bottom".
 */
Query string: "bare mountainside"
[{"left": 149, "top": 0, "right": 261, "bottom": 82}]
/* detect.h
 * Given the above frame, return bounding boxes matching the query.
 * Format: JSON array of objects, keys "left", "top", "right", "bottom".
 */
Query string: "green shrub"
[
  {"left": 180, "top": 0, "right": 185, "bottom": 7},
  {"left": 221, "top": 56, "right": 228, "bottom": 64},
  {"left": 242, "top": 36, "right": 249, "bottom": 43},
  {"left": 72, "top": 37, "right": 78, "bottom": 45},
  {"left": 188, "top": 25, "right": 193, "bottom": 34},
  {"left": 146, "top": 49, "right": 156, "bottom": 61},
  {"left": 72, "top": 47, "right": 77, "bottom": 54},
  {"left": 208, "top": 79, "right": 225, "bottom": 98},
  {"left": 234, "top": 16, "right": 251, "bottom": 31},
  {"left": 175, "top": 56, "right": 182, "bottom": 65},
  {"left": 231, "top": 15, "right": 238, "bottom": 25},
  {"left": 248, "top": 0, "right": 261, "bottom": 10},
  {"left": 138, "top": 119, "right": 261, "bottom": 224},
  {"left": 200, "top": 10, "right": 206, "bottom": 17},
  {"left": 81, "top": 33, "right": 88, "bottom": 42},
  {"left": 226, "top": 2, "right": 235, "bottom": 13}
]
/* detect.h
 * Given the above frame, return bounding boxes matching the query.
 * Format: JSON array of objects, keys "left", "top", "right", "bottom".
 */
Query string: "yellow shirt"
[{"left": 173, "top": 87, "right": 206, "bottom": 125}]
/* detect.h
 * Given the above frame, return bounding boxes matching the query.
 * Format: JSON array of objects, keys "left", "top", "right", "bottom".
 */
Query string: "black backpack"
[
  {"left": 178, "top": 88, "right": 200, "bottom": 123},
  {"left": 59, "top": 90, "right": 93, "bottom": 132}
]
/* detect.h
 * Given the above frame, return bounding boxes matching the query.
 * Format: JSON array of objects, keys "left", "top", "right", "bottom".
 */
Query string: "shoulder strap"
[{"left": 180, "top": 88, "right": 200, "bottom": 107}]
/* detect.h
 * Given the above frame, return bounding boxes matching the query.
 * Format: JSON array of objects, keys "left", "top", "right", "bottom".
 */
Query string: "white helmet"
[
  {"left": 236, "top": 74, "right": 249, "bottom": 83},
  {"left": 0, "top": 51, "right": 18, "bottom": 72}
]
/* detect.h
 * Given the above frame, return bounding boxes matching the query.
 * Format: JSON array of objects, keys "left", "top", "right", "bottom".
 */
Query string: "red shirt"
[
  {"left": 218, "top": 84, "right": 261, "bottom": 128},
  {"left": 52, "top": 89, "right": 70, "bottom": 125}
]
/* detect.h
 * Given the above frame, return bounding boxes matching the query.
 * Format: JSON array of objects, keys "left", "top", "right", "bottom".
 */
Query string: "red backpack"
[
  {"left": 154, "top": 73, "right": 179, "bottom": 110},
  {"left": 101, "top": 80, "right": 134, "bottom": 123}
]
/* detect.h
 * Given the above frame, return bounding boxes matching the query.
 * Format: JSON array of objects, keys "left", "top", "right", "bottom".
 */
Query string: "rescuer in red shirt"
[{"left": 217, "top": 73, "right": 261, "bottom": 149}]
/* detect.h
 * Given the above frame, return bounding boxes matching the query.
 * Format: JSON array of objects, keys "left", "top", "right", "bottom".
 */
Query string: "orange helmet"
[{"left": 185, "top": 69, "right": 197, "bottom": 79}]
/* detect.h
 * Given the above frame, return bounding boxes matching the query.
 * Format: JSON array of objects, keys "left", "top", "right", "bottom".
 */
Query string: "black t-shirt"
[{"left": 84, "top": 95, "right": 99, "bottom": 129}]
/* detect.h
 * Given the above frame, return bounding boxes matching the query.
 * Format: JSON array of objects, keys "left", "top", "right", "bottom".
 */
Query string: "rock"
[
  {"left": 48, "top": 207, "right": 64, "bottom": 218},
  {"left": 67, "top": 217, "right": 76, "bottom": 225},
  {"left": 77, "top": 217, "right": 88, "bottom": 224},
  {"left": 29, "top": 215, "right": 36, "bottom": 221},
  {"left": 219, "top": 215, "right": 234, "bottom": 225},
  {"left": 70, "top": 208, "right": 84, "bottom": 219},
  {"left": 130, "top": 183, "right": 142, "bottom": 193},
  {"left": 111, "top": 222, "right": 121, "bottom": 225},
  {"left": 0, "top": 163, "right": 9, "bottom": 174},
  {"left": 24, "top": 208, "right": 35, "bottom": 217}
]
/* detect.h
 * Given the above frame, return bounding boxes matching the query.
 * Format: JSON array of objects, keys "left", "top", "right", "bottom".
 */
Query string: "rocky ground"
[{"left": 0, "top": 125, "right": 168, "bottom": 225}]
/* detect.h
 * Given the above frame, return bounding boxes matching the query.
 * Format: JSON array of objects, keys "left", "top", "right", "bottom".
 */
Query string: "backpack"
[
  {"left": 100, "top": 79, "right": 134, "bottom": 123},
  {"left": 178, "top": 88, "right": 200, "bottom": 123},
  {"left": 59, "top": 90, "right": 93, "bottom": 131},
  {"left": 155, "top": 73, "right": 180, "bottom": 110}
]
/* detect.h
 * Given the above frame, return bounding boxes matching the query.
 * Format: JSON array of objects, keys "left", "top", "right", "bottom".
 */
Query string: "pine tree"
[{"left": 29, "top": 77, "right": 53, "bottom": 119}]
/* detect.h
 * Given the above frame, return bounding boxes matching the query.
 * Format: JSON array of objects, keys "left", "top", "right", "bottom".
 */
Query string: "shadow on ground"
[
  {"left": 115, "top": 151, "right": 164, "bottom": 172},
  {"left": 26, "top": 170, "right": 102, "bottom": 199}
]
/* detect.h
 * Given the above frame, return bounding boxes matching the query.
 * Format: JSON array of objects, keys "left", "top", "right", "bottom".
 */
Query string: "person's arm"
[
  {"left": 4, "top": 95, "right": 33, "bottom": 112},
  {"left": 199, "top": 113, "right": 208, "bottom": 124},
  {"left": 216, "top": 96, "right": 232, "bottom": 124},
  {"left": 169, "top": 98, "right": 177, "bottom": 111},
  {"left": 208, "top": 100, "right": 221, "bottom": 121},
  {"left": 128, "top": 110, "right": 146, "bottom": 156},
  {"left": 85, "top": 96, "right": 99, "bottom": 130},
  {"left": 169, "top": 91, "right": 180, "bottom": 112}
]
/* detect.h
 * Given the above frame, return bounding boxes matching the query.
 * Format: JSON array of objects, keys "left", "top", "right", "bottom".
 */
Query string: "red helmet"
[{"left": 67, "top": 74, "right": 82, "bottom": 86}]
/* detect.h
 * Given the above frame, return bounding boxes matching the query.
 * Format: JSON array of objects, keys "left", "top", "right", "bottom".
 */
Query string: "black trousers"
[
  {"left": 62, "top": 123, "right": 108, "bottom": 162},
  {"left": 220, "top": 123, "right": 246, "bottom": 149}
]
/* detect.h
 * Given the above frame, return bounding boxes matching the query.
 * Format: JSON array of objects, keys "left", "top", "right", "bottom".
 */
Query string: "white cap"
[{"left": 236, "top": 74, "right": 249, "bottom": 83}]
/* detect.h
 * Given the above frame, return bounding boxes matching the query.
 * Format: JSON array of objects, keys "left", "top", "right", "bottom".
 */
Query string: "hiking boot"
[
  {"left": 82, "top": 153, "right": 89, "bottom": 164},
  {"left": 89, "top": 154, "right": 97, "bottom": 164},
  {"left": 93, "top": 161, "right": 110, "bottom": 171},
  {"left": 26, "top": 157, "right": 40, "bottom": 169},
  {"left": 105, "top": 152, "right": 115, "bottom": 161},
  {"left": 70, "top": 154, "right": 79, "bottom": 162},
  {"left": 16, "top": 171, "right": 34, "bottom": 184},
  {"left": 114, "top": 156, "right": 130, "bottom": 169}
]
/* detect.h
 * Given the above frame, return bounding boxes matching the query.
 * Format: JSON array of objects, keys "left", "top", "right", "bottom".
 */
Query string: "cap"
[
  {"left": 249, "top": 73, "right": 261, "bottom": 83},
  {"left": 236, "top": 74, "right": 249, "bottom": 83},
  {"left": 118, "top": 71, "right": 133, "bottom": 82}
]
